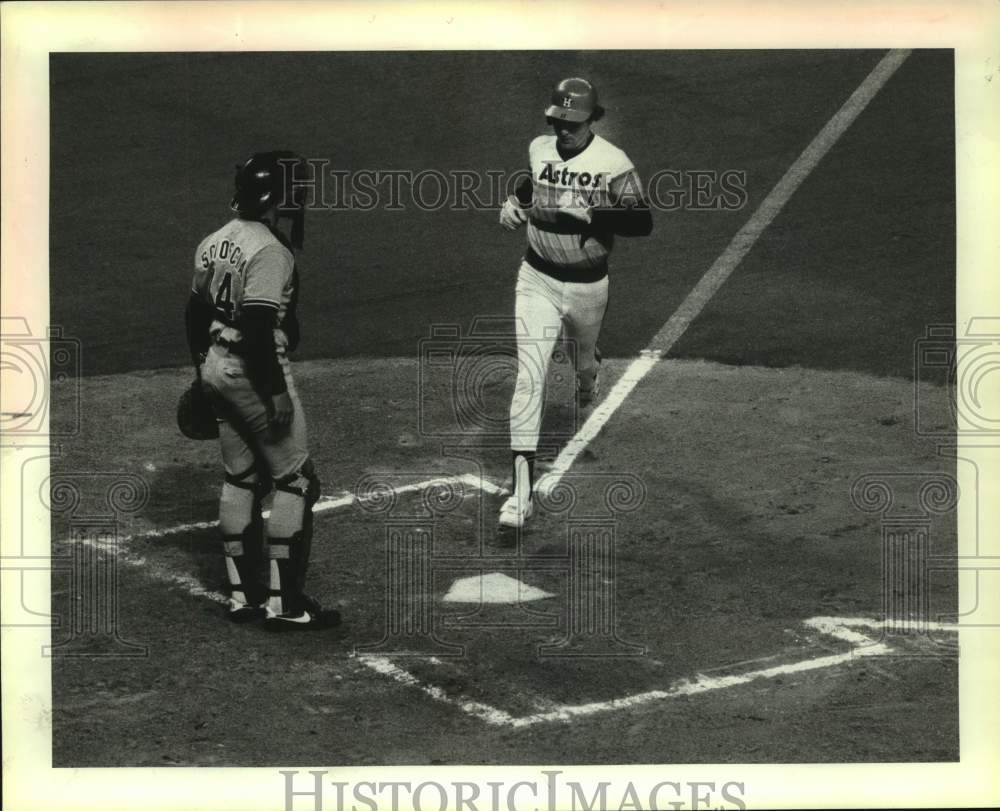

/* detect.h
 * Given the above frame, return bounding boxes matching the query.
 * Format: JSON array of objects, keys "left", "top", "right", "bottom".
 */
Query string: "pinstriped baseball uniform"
[
  {"left": 526, "top": 133, "right": 635, "bottom": 272},
  {"left": 508, "top": 132, "right": 642, "bottom": 452}
]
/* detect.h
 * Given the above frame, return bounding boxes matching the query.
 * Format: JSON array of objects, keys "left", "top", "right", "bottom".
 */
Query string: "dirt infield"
[{"left": 50, "top": 358, "right": 957, "bottom": 765}]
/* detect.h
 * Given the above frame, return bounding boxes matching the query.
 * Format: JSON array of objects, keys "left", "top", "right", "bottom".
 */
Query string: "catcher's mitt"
[{"left": 177, "top": 378, "right": 219, "bottom": 440}]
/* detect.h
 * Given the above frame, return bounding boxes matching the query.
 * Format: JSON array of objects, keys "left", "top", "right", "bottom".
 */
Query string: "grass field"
[{"left": 47, "top": 49, "right": 958, "bottom": 766}]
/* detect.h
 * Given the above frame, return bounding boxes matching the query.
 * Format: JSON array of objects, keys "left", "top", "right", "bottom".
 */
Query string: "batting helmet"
[
  {"left": 231, "top": 150, "right": 307, "bottom": 248},
  {"left": 545, "top": 77, "right": 604, "bottom": 123}
]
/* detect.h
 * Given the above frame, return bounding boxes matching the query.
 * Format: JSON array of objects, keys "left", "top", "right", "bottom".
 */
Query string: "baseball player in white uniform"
[
  {"left": 498, "top": 78, "right": 653, "bottom": 529},
  {"left": 186, "top": 151, "right": 339, "bottom": 630}
]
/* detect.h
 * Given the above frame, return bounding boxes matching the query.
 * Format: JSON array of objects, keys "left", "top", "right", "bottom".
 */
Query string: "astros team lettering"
[{"left": 538, "top": 162, "right": 607, "bottom": 189}]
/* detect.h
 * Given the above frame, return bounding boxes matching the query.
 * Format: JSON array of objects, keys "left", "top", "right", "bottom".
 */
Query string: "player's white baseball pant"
[
  {"left": 509, "top": 261, "right": 608, "bottom": 451},
  {"left": 200, "top": 344, "right": 309, "bottom": 480}
]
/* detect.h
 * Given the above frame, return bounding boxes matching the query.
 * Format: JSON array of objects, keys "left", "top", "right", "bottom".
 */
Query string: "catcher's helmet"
[
  {"left": 545, "top": 77, "right": 604, "bottom": 123},
  {"left": 231, "top": 150, "right": 307, "bottom": 248}
]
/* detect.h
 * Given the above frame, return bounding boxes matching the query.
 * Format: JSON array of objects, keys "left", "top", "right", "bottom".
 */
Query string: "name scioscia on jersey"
[
  {"left": 528, "top": 133, "right": 636, "bottom": 272},
  {"left": 192, "top": 219, "right": 295, "bottom": 343}
]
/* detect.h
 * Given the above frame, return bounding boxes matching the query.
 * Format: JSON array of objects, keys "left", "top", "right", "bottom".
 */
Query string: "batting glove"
[{"left": 499, "top": 196, "right": 530, "bottom": 231}]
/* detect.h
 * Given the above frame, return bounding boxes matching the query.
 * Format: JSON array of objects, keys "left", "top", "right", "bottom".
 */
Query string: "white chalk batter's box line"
[
  {"left": 356, "top": 617, "right": 959, "bottom": 729},
  {"left": 67, "top": 506, "right": 964, "bottom": 728},
  {"left": 106, "top": 472, "right": 508, "bottom": 545},
  {"left": 66, "top": 474, "right": 958, "bottom": 730},
  {"left": 67, "top": 473, "right": 508, "bottom": 605},
  {"left": 52, "top": 472, "right": 506, "bottom": 593}
]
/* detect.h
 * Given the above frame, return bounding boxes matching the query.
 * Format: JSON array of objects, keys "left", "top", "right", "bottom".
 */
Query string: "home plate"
[{"left": 442, "top": 573, "right": 555, "bottom": 604}]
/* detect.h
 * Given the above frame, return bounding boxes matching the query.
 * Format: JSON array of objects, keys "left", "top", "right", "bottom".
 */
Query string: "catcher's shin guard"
[
  {"left": 219, "top": 464, "right": 270, "bottom": 619},
  {"left": 266, "top": 460, "right": 320, "bottom": 617}
]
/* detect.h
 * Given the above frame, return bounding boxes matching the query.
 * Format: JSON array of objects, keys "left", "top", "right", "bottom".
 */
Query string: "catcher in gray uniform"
[{"left": 185, "top": 151, "right": 339, "bottom": 630}]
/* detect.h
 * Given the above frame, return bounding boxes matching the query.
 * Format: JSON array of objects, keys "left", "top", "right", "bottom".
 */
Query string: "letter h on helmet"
[{"left": 545, "top": 77, "right": 606, "bottom": 123}]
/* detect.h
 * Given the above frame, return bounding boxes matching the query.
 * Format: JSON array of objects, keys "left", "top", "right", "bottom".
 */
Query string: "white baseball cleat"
[
  {"left": 499, "top": 453, "right": 534, "bottom": 529},
  {"left": 498, "top": 492, "right": 534, "bottom": 529}
]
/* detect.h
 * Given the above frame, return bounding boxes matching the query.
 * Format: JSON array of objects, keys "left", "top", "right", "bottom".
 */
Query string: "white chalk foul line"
[
  {"left": 111, "top": 473, "right": 501, "bottom": 543},
  {"left": 536, "top": 48, "right": 912, "bottom": 497},
  {"left": 70, "top": 473, "right": 500, "bottom": 604},
  {"left": 804, "top": 615, "right": 958, "bottom": 643},
  {"left": 116, "top": 555, "right": 229, "bottom": 604},
  {"left": 359, "top": 615, "right": 957, "bottom": 729},
  {"left": 357, "top": 655, "right": 519, "bottom": 728}
]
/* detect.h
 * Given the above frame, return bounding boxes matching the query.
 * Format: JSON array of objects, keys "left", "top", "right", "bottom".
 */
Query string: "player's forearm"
[
  {"left": 281, "top": 267, "right": 302, "bottom": 352},
  {"left": 514, "top": 174, "right": 533, "bottom": 207},
  {"left": 591, "top": 203, "right": 653, "bottom": 236},
  {"left": 240, "top": 305, "right": 288, "bottom": 397}
]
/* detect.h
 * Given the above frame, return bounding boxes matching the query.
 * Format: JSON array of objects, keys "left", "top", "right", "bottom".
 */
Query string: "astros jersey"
[
  {"left": 527, "top": 133, "right": 636, "bottom": 273},
  {"left": 192, "top": 219, "right": 295, "bottom": 338}
]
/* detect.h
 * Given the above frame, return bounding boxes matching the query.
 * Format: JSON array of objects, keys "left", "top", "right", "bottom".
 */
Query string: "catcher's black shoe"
[
  {"left": 227, "top": 597, "right": 266, "bottom": 623},
  {"left": 263, "top": 596, "right": 342, "bottom": 632}
]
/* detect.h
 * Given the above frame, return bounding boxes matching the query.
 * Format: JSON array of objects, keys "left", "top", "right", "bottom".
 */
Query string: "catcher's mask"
[{"left": 230, "top": 150, "right": 307, "bottom": 249}]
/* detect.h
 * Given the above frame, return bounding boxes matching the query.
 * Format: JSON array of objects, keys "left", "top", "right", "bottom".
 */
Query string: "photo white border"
[{"left": 2, "top": 2, "right": 998, "bottom": 809}]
